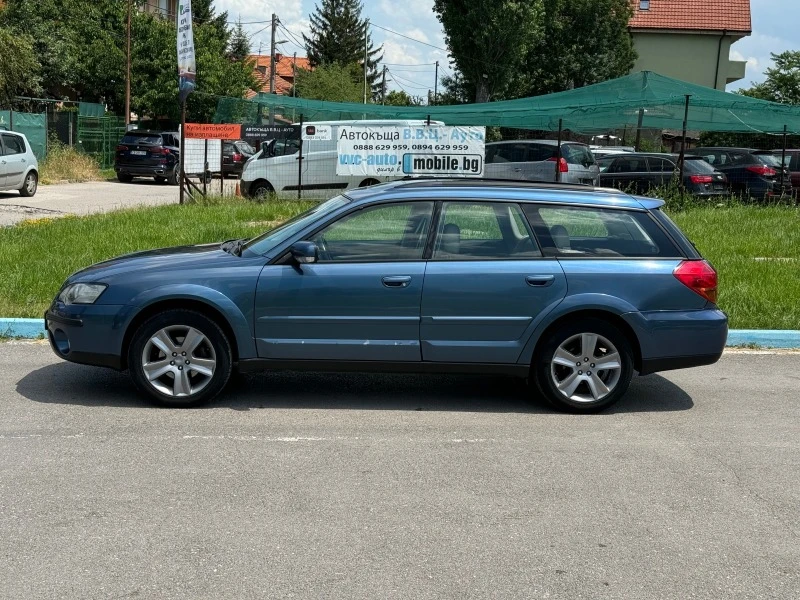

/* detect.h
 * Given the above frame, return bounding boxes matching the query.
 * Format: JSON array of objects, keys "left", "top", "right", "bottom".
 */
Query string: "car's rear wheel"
[
  {"left": 167, "top": 164, "right": 180, "bottom": 186},
  {"left": 532, "top": 318, "right": 633, "bottom": 413},
  {"left": 117, "top": 172, "right": 134, "bottom": 183},
  {"left": 19, "top": 171, "right": 38, "bottom": 197},
  {"left": 128, "top": 310, "right": 232, "bottom": 407}
]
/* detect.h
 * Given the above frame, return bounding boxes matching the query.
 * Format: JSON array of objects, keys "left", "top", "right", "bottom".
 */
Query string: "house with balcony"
[
  {"left": 628, "top": 0, "right": 751, "bottom": 90},
  {"left": 143, "top": 0, "right": 177, "bottom": 20},
  {"left": 246, "top": 53, "right": 311, "bottom": 99}
]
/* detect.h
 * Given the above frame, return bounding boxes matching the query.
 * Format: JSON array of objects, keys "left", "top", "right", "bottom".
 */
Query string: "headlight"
[{"left": 58, "top": 283, "right": 108, "bottom": 305}]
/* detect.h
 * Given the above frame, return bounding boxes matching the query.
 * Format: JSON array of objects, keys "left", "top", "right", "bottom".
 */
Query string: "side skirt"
[{"left": 236, "top": 359, "right": 529, "bottom": 377}]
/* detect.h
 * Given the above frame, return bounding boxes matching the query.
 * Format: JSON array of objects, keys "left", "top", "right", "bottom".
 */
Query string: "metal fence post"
[
  {"left": 298, "top": 114, "right": 304, "bottom": 200},
  {"left": 203, "top": 139, "right": 208, "bottom": 196}
]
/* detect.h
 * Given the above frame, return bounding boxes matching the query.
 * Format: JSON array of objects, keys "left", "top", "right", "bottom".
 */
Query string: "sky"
[{"left": 215, "top": 0, "right": 798, "bottom": 95}]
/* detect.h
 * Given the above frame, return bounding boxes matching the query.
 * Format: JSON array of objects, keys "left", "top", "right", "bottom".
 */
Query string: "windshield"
[
  {"left": 563, "top": 144, "right": 596, "bottom": 167},
  {"left": 683, "top": 157, "right": 718, "bottom": 173},
  {"left": 242, "top": 195, "right": 352, "bottom": 255},
  {"left": 121, "top": 133, "right": 162, "bottom": 145},
  {"left": 754, "top": 152, "right": 782, "bottom": 167}
]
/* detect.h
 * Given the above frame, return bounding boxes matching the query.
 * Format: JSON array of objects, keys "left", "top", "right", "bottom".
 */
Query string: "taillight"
[
  {"left": 116, "top": 145, "right": 128, "bottom": 152},
  {"left": 232, "top": 153, "right": 243, "bottom": 161},
  {"left": 673, "top": 260, "right": 718, "bottom": 304},
  {"left": 547, "top": 157, "right": 569, "bottom": 173},
  {"left": 746, "top": 165, "right": 777, "bottom": 176},
  {"left": 150, "top": 147, "right": 170, "bottom": 155},
  {"left": 689, "top": 175, "right": 713, "bottom": 184}
]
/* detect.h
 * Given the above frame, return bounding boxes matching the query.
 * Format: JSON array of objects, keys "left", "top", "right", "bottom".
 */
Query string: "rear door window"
[
  {"left": 523, "top": 205, "right": 681, "bottom": 258},
  {"left": 492, "top": 144, "right": 529, "bottom": 163},
  {"left": 1, "top": 134, "right": 25, "bottom": 155},
  {"left": 647, "top": 157, "right": 675, "bottom": 172},
  {"left": 609, "top": 157, "right": 648, "bottom": 173}
]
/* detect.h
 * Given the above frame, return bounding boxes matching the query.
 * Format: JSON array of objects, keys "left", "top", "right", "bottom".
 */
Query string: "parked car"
[
  {"left": 597, "top": 153, "right": 729, "bottom": 197},
  {"left": 241, "top": 119, "right": 443, "bottom": 199},
  {"left": 114, "top": 130, "right": 180, "bottom": 185},
  {"left": 45, "top": 179, "right": 726, "bottom": 413},
  {"left": 591, "top": 147, "right": 633, "bottom": 160},
  {"left": 772, "top": 149, "right": 800, "bottom": 189},
  {"left": 222, "top": 140, "right": 255, "bottom": 176},
  {"left": 484, "top": 140, "right": 600, "bottom": 185},
  {"left": 692, "top": 147, "right": 792, "bottom": 200},
  {"left": 0, "top": 131, "right": 38, "bottom": 197}
]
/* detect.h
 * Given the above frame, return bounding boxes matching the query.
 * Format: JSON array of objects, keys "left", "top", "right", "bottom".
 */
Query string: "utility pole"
[
  {"left": 381, "top": 66, "right": 387, "bottom": 105},
  {"left": 363, "top": 19, "right": 369, "bottom": 104},
  {"left": 434, "top": 61, "right": 439, "bottom": 106},
  {"left": 269, "top": 13, "right": 277, "bottom": 94},
  {"left": 125, "top": 0, "right": 131, "bottom": 128},
  {"left": 292, "top": 52, "right": 297, "bottom": 97},
  {"left": 269, "top": 13, "right": 277, "bottom": 125}
]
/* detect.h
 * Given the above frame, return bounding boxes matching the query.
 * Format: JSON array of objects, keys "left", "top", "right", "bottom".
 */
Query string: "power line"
[{"left": 386, "top": 69, "right": 430, "bottom": 91}]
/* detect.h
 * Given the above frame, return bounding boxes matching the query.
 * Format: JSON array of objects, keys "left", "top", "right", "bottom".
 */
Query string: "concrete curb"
[{"left": 2, "top": 317, "right": 800, "bottom": 349}]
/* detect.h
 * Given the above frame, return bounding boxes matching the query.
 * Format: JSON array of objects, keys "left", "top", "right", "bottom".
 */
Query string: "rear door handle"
[
  {"left": 526, "top": 275, "right": 555, "bottom": 287},
  {"left": 382, "top": 275, "right": 411, "bottom": 288}
]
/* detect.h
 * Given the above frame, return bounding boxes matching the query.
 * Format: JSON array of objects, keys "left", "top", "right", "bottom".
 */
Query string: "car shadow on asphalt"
[{"left": 16, "top": 362, "right": 694, "bottom": 414}]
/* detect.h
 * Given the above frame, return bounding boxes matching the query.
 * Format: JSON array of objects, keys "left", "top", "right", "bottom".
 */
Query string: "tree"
[
  {"left": 384, "top": 90, "right": 424, "bottom": 106},
  {"left": 512, "top": 0, "right": 636, "bottom": 97},
  {"left": 303, "top": 0, "right": 382, "bottom": 99},
  {"left": 740, "top": 51, "right": 800, "bottom": 105},
  {"left": 0, "top": 26, "right": 42, "bottom": 107},
  {"left": 228, "top": 19, "right": 251, "bottom": 61},
  {"left": 294, "top": 63, "right": 364, "bottom": 102},
  {"left": 433, "top": 0, "right": 544, "bottom": 103}
]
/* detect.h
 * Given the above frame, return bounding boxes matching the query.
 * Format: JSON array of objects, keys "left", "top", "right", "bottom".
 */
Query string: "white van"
[{"left": 240, "top": 120, "right": 443, "bottom": 199}]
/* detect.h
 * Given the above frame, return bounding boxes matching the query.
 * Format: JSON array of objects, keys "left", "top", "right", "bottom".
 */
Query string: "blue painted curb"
[
  {"left": 2, "top": 317, "right": 800, "bottom": 349},
  {"left": 1, "top": 318, "right": 46, "bottom": 339}
]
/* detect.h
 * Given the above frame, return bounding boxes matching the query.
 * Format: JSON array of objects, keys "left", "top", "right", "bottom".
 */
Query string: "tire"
[
  {"left": 167, "top": 164, "right": 180, "bottom": 186},
  {"left": 359, "top": 178, "right": 380, "bottom": 187},
  {"left": 117, "top": 172, "right": 134, "bottom": 183},
  {"left": 128, "top": 309, "right": 233, "bottom": 407},
  {"left": 532, "top": 317, "right": 634, "bottom": 413},
  {"left": 19, "top": 171, "right": 38, "bottom": 197},
  {"left": 250, "top": 181, "right": 273, "bottom": 201},
  {"left": 154, "top": 176, "right": 167, "bottom": 184}
]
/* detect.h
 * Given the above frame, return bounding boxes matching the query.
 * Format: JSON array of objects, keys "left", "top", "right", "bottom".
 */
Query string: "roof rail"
[{"left": 393, "top": 177, "right": 619, "bottom": 194}]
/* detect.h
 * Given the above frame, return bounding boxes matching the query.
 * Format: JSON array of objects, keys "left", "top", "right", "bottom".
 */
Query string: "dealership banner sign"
[
  {"left": 177, "top": 1, "right": 197, "bottom": 102},
  {"left": 335, "top": 126, "right": 486, "bottom": 177}
]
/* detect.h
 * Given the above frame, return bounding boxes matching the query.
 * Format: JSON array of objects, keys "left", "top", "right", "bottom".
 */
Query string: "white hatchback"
[{"left": 0, "top": 131, "right": 39, "bottom": 197}]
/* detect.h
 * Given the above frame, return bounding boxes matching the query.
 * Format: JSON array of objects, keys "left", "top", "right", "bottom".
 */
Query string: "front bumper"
[{"left": 45, "top": 304, "right": 126, "bottom": 370}]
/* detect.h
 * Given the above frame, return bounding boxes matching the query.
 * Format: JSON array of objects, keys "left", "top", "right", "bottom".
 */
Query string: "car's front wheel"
[
  {"left": 533, "top": 318, "right": 634, "bottom": 413},
  {"left": 128, "top": 310, "right": 232, "bottom": 407}
]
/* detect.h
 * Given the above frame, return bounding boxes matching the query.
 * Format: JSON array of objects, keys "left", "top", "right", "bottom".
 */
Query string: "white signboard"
[
  {"left": 177, "top": 1, "right": 196, "bottom": 102},
  {"left": 336, "top": 126, "right": 486, "bottom": 177},
  {"left": 302, "top": 124, "right": 332, "bottom": 141},
  {"left": 184, "top": 138, "right": 221, "bottom": 174}
]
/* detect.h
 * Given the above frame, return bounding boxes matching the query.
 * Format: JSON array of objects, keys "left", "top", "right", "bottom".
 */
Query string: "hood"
[{"left": 68, "top": 243, "right": 248, "bottom": 283}]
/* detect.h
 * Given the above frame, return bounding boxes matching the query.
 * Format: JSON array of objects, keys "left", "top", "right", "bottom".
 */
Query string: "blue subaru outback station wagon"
[{"left": 46, "top": 180, "right": 727, "bottom": 412}]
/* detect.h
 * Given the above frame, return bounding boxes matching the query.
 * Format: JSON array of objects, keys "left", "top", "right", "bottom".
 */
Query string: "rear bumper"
[
  {"left": 115, "top": 163, "right": 175, "bottom": 176},
  {"left": 623, "top": 308, "right": 728, "bottom": 375}
]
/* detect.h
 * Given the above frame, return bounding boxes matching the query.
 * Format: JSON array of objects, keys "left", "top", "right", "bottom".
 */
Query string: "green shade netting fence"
[
  {"left": 0, "top": 111, "right": 47, "bottom": 159},
  {"left": 215, "top": 71, "right": 800, "bottom": 134}
]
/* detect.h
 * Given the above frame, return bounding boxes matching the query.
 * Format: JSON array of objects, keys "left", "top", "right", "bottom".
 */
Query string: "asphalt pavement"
[
  {"left": 0, "top": 178, "right": 239, "bottom": 226},
  {"left": 1, "top": 342, "right": 798, "bottom": 599}
]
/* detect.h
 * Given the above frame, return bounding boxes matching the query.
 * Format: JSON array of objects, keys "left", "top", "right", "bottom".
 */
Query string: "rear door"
[
  {"left": 600, "top": 155, "right": 651, "bottom": 193},
  {"left": 0, "top": 133, "right": 28, "bottom": 188},
  {"left": 484, "top": 143, "right": 533, "bottom": 181},
  {"left": 420, "top": 201, "right": 567, "bottom": 364}
]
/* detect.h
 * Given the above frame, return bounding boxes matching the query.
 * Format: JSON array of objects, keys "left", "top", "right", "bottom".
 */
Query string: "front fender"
[
  {"left": 516, "top": 293, "right": 638, "bottom": 364},
  {"left": 120, "top": 284, "right": 257, "bottom": 359}
]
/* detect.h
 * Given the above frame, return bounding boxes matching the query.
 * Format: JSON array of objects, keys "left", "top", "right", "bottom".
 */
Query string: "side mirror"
[{"left": 290, "top": 241, "right": 318, "bottom": 264}]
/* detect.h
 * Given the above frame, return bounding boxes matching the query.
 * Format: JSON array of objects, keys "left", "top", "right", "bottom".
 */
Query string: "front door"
[
  {"left": 255, "top": 201, "right": 435, "bottom": 361},
  {"left": 420, "top": 201, "right": 567, "bottom": 364}
]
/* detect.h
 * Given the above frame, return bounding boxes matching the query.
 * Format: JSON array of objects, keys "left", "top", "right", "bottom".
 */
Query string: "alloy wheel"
[
  {"left": 550, "top": 332, "right": 622, "bottom": 403},
  {"left": 141, "top": 326, "right": 216, "bottom": 397}
]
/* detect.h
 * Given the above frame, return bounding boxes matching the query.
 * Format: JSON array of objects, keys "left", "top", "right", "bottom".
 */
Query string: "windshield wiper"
[{"left": 220, "top": 238, "right": 247, "bottom": 256}]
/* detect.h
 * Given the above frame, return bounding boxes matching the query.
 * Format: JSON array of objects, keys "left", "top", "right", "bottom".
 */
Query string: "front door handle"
[
  {"left": 382, "top": 275, "right": 411, "bottom": 288},
  {"left": 526, "top": 275, "right": 555, "bottom": 287}
]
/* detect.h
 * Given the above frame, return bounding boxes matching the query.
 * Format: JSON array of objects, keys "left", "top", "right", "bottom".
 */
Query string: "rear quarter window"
[{"left": 523, "top": 205, "right": 683, "bottom": 258}]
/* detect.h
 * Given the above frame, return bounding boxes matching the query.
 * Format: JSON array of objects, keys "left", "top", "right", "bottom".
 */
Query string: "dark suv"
[
  {"left": 597, "top": 153, "right": 729, "bottom": 197},
  {"left": 222, "top": 140, "right": 255, "bottom": 176},
  {"left": 692, "top": 147, "right": 793, "bottom": 200},
  {"left": 115, "top": 130, "right": 180, "bottom": 185}
]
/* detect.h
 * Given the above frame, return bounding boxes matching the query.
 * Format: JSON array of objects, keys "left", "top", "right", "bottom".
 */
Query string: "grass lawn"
[{"left": 0, "top": 199, "right": 798, "bottom": 329}]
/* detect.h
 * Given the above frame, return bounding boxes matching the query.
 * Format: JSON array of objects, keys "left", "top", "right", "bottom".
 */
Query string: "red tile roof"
[
  {"left": 629, "top": 0, "right": 751, "bottom": 33},
  {"left": 246, "top": 54, "right": 312, "bottom": 97}
]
